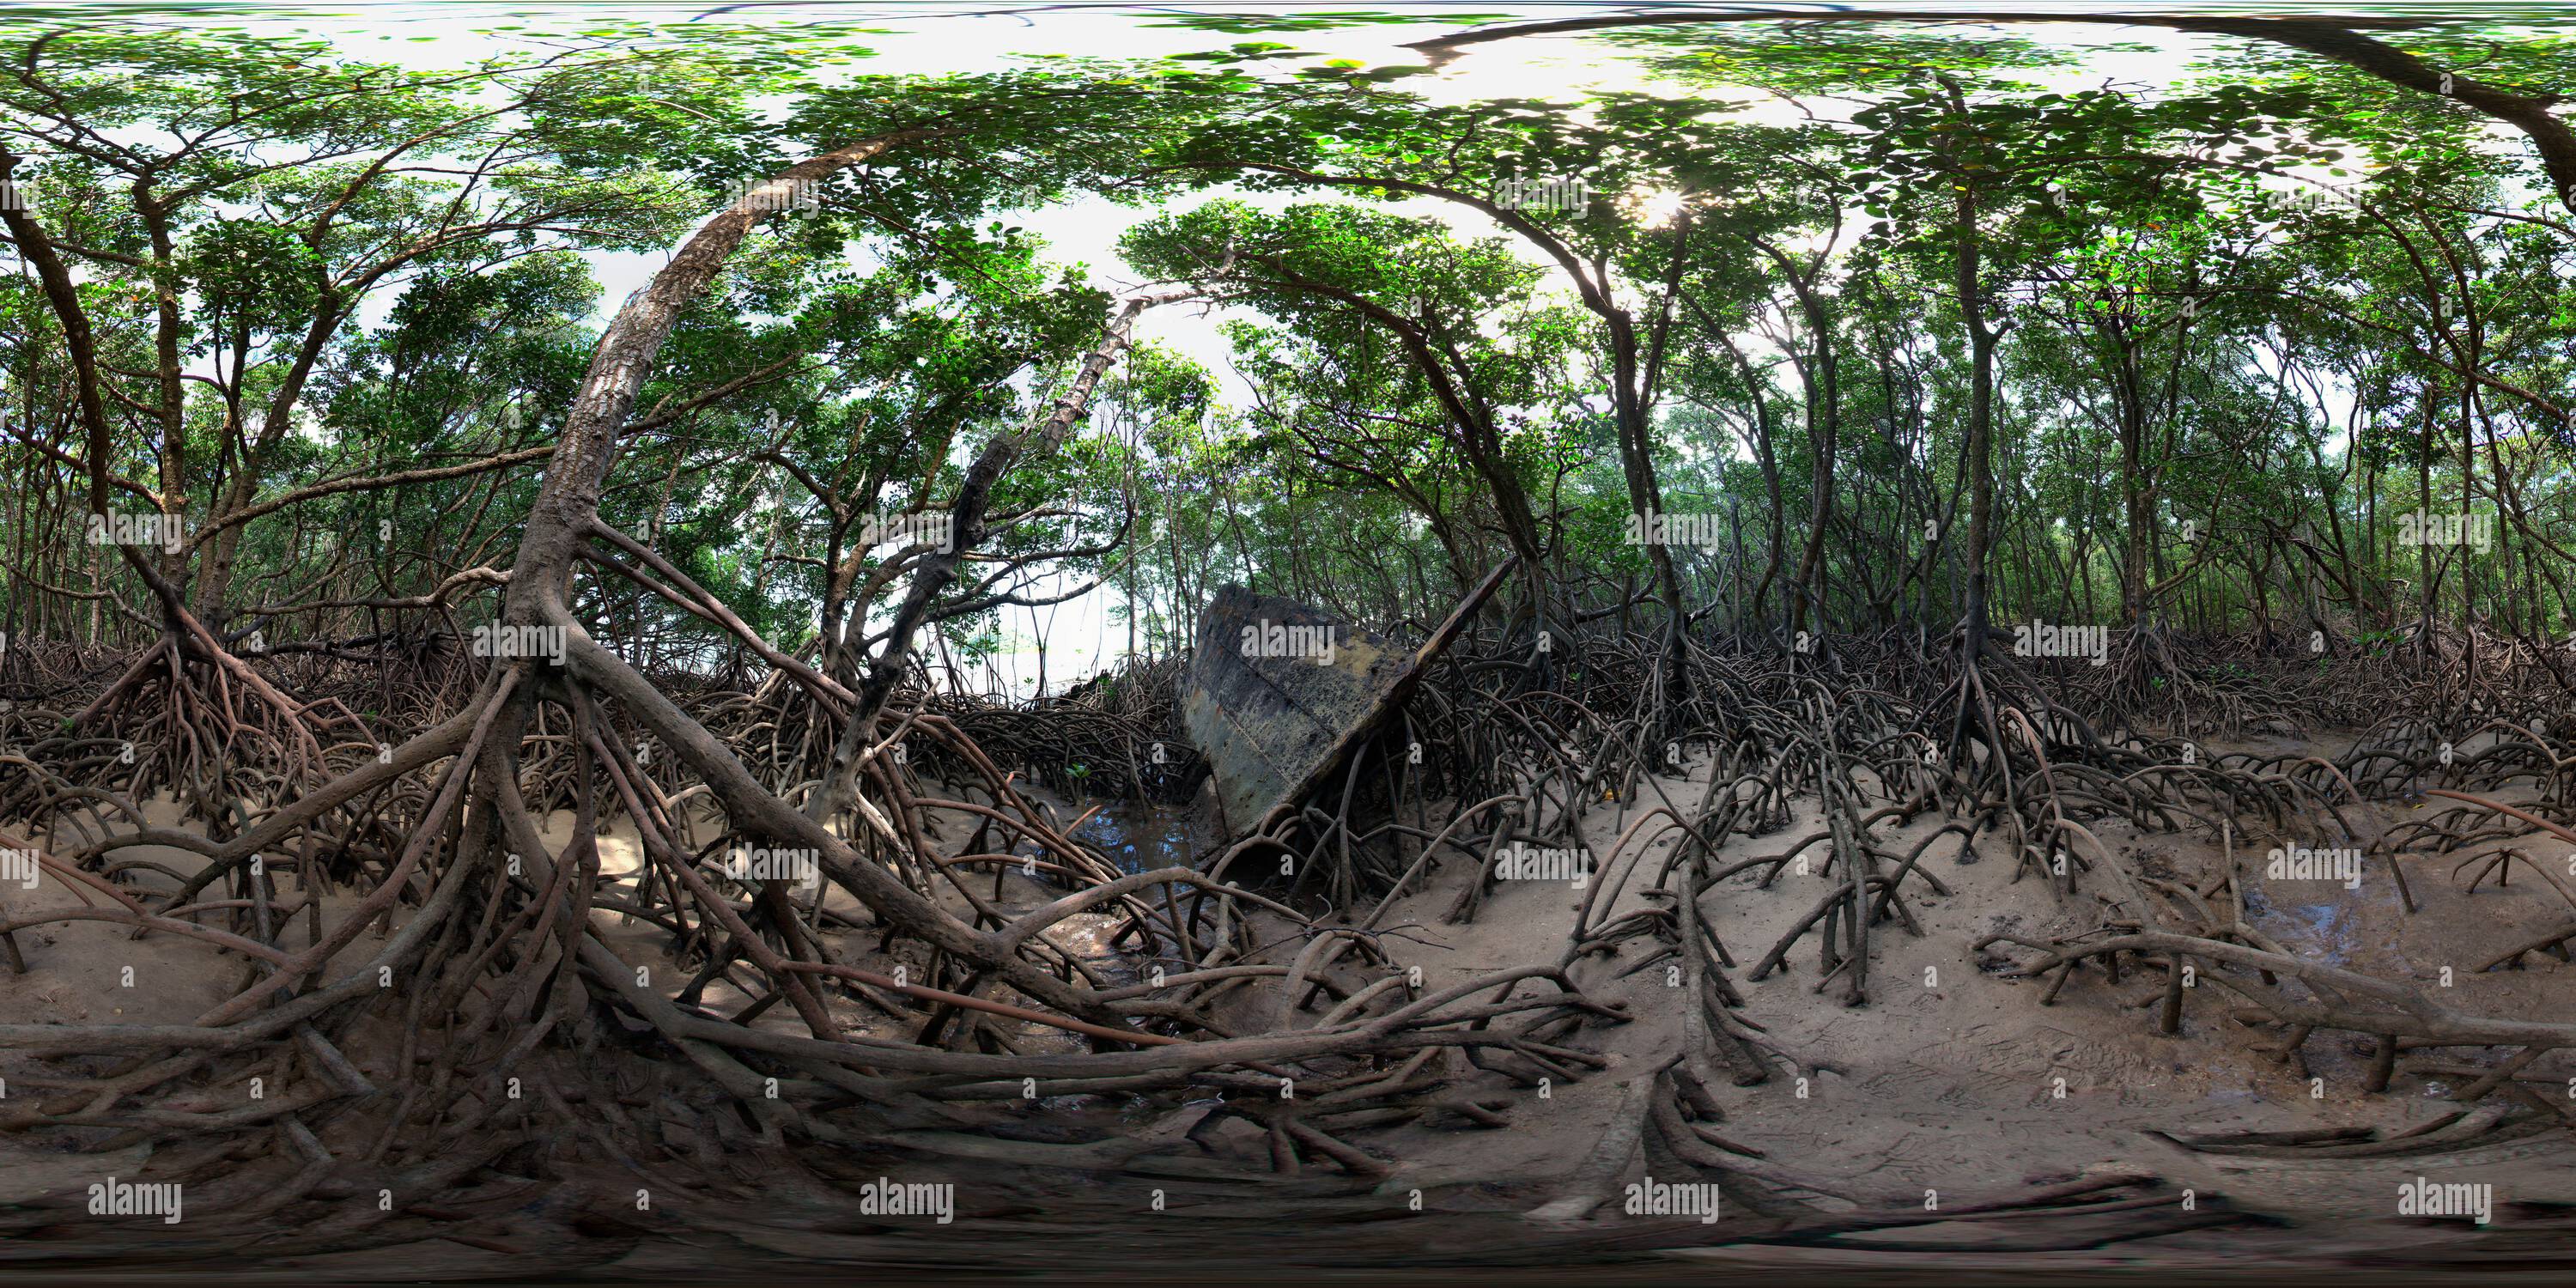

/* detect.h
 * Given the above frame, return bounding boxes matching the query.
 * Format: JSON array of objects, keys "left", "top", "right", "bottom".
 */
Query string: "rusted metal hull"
[
  {"left": 1180, "top": 562, "right": 1515, "bottom": 836},
  {"left": 1181, "top": 586, "right": 1403, "bottom": 834}
]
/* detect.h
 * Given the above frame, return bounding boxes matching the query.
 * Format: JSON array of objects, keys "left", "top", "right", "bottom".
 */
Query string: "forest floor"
[
  {"left": 3, "top": 726, "right": 2572, "bottom": 1279},
  {"left": 1357, "top": 728, "right": 2576, "bottom": 1221}
]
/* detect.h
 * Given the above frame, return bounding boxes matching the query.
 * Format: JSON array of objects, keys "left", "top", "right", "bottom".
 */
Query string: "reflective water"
[{"left": 1072, "top": 799, "right": 1210, "bottom": 874}]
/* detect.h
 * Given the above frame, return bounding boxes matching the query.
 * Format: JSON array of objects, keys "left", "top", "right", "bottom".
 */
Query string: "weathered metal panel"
[{"left": 1181, "top": 586, "right": 1402, "bottom": 835}]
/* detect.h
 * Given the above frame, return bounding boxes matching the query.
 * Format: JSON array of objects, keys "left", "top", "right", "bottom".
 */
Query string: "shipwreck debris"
[{"left": 1182, "top": 561, "right": 1514, "bottom": 835}]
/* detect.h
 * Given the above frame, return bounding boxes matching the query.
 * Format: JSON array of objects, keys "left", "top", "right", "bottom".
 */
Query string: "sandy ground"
[
  {"left": 4, "top": 735, "right": 2572, "bottom": 1254},
  {"left": 1345, "top": 739, "right": 2576, "bottom": 1226}
]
